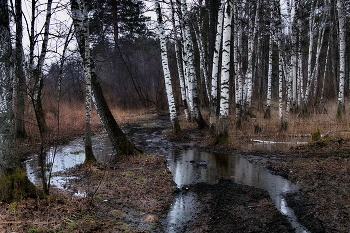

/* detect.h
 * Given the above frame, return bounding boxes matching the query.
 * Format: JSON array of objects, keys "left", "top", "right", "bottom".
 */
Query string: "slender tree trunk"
[
  {"left": 70, "top": 0, "right": 96, "bottom": 162},
  {"left": 215, "top": 0, "right": 232, "bottom": 144},
  {"left": 180, "top": 0, "right": 207, "bottom": 129},
  {"left": 210, "top": 0, "right": 225, "bottom": 134},
  {"left": 275, "top": 0, "right": 287, "bottom": 130},
  {"left": 155, "top": 0, "right": 181, "bottom": 134},
  {"left": 234, "top": 1, "right": 244, "bottom": 129},
  {"left": 265, "top": 28, "right": 273, "bottom": 119},
  {"left": 303, "top": 0, "right": 317, "bottom": 112},
  {"left": 337, "top": 0, "right": 346, "bottom": 118},
  {"left": 33, "top": 0, "right": 53, "bottom": 134},
  {"left": 170, "top": 0, "right": 189, "bottom": 120},
  {"left": 14, "top": 0, "right": 26, "bottom": 139}
]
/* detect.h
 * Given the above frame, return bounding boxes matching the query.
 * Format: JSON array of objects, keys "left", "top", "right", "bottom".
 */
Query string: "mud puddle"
[{"left": 158, "top": 149, "right": 309, "bottom": 233}]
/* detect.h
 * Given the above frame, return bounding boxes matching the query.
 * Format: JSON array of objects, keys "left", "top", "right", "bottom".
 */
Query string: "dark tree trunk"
[
  {"left": 91, "top": 63, "right": 142, "bottom": 156},
  {"left": 14, "top": 0, "right": 26, "bottom": 138}
]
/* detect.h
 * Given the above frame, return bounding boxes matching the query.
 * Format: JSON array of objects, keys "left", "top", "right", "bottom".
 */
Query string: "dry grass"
[{"left": 226, "top": 101, "right": 350, "bottom": 143}]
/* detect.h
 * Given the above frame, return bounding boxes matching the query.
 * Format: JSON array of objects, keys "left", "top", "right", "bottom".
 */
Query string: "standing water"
[
  {"left": 161, "top": 149, "right": 309, "bottom": 233},
  {"left": 24, "top": 130, "right": 308, "bottom": 232}
]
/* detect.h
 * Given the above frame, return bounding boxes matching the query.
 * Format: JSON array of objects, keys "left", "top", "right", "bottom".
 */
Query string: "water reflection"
[
  {"left": 164, "top": 149, "right": 309, "bottom": 233},
  {"left": 24, "top": 134, "right": 115, "bottom": 189}
]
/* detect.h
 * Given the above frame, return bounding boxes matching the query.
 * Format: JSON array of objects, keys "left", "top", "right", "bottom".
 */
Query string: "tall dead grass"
[
  {"left": 23, "top": 99, "right": 350, "bottom": 150},
  {"left": 226, "top": 101, "right": 350, "bottom": 143}
]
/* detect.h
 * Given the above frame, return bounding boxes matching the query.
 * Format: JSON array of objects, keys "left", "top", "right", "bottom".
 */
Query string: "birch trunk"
[
  {"left": 194, "top": 10, "right": 210, "bottom": 103},
  {"left": 210, "top": 0, "right": 225, "bottom": 133},
  {"left": 71, "top": 0, "right": 141, "bottom": 156},
  {"left": 320, "top": 40, "right": 330, "bottom": 104},
  {"left": 265, "top": 29, "right": 273, "bottom": 119},
  {"left": 337, "top": 0, "right": 346, "bottom": 118},
  {"left": 215, "top": 0, "right": 232, "bottom": 144},
  {"left": 234, "top": 1, "right": 244, "bottom": 129},
  {"left": 303, "top": 1, "right": 317, "bottom": 111},
  {"left": 276, "top": 0, "right": 287, "bottom": 130},
  {"left": 0, "top": 0, "right": 39, "bottom": 202},
  {"left": 181, "top": 0, "right": 207, "bottom": 129},
  {"left": 244, "top": 4, "right": 254, "bottom": 114},
  {"left": 170, "top": 0, "right": 189, "bottom": 120},
  {"left": 155, "top": 0, "right": 181, "bottom": 134},
  {"left": 297, "top": 17, "right": 303, "bottom": 107},
  {"left": 70, "top": 0, "right": 96, "bottom": 162}
]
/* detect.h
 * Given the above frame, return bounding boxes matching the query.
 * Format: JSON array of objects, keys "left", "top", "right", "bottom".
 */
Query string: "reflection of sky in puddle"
[
  {"left": 164, "top": 149, "right": 309, "bottom": 233},
  {"left": 24, "top": 135, "right": 115, "bottom": 192},
  {"left": 164, "top": 192, "right": 199, "bottom": 233}
]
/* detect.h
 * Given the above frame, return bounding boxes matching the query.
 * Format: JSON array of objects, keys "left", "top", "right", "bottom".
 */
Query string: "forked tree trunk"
[
  {"left": 180, "top": 0, "right": 207, "bottom": 129},
  {"left": 155, "top": 0, "right": 181, "bottom": 134},
  {"left": 71, "top": 0, "right": 141, "bottom": 156},
  {"left": 210, "top": 0, "right": 225, "bottom": 134},
  {"left": 170, "top": 0, "right": 189, "bottom": 120}
]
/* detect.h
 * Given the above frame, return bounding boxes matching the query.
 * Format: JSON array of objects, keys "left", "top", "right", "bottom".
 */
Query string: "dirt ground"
[{"left": 1, "top": 113, "right": 350, "bottom": 232}]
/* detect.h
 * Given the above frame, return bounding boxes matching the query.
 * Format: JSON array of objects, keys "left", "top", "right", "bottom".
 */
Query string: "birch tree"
[
  {"left": 70, "top": 0, "right": 96, "bottom": 162},
  {"left": 209, "top": 0, "right": 225, "bottom": 134},
  {"left": 155, "top": 0, "right": 181, "bottom": 134},
  {"left": 180, "top": 0, "right": 207, "bottom": 129},
  {"left": 170, "top": 0, "right": 190, "bottom": 120},
  {"left": 234, "top": 0, "right": 244, "bottom": 129},
  {"left": 264, "top": 14, "right": 274, "bottom": 119},
  {"left": 215, "top": 0, "right": 232, "bottom": 144},
  {"left": 70, "top": 0, "right": 142, "bottom": 156},
  {"left": 0, "top": 0, "right": 38, "bottom": 202},
  {"left": 336, "top": 0, "right": 346, "bottom": 118}
]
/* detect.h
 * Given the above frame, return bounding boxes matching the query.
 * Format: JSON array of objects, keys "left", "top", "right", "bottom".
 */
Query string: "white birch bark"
[
  {"left": 337, "top": 0, "right": 346, "bottom": 116},
  {"left": 275, "top": 0, "right": 286, "bottom": 130},
  {"left": 180, "top": 0, "right": 207, "bottom": 129},
  {"left": 266, "top": 29, "right": 273, "bottom": 118},
  {"left": 70, "top": 0, "right": 96, "bottom": 162},
  {"left": 217, "top": 0, "right": 232, "bottom": 142},
  {"left": 297, "top": 17, "right": 303, "bottom": 107},
  {"left": 245, "top": 4, "right": 255, "bottom": 112},
  {"left": 170, "top": 0, "right": 189, "bottom": 120},
  {"left": 304, "top": 1, "right": 317, "bottom": 107},
  {"left": 210, "top": 0, "right": 225, "bottom": 132},
  {"left": 320, "top": 40, "right": 330, "bottom": 103},
  {"left": 234, "top": 1, "right": 244, "bottom": 127},
  {"left": 155, "top": 0, "right": 181, "bottom": 133},
  {"left": 291, "top": 0, "right": 298, "bottom": 110},
  {"left": 177, "top": 0, "right": 193, "bottom": 120},
  {"left": 194, "top": 10, "right": 210, "bottom": 102}
]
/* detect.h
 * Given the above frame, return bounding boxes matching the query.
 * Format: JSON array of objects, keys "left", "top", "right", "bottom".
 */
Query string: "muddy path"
[
  {"left": 125, "top": 115, "right": 304, "bottom": 232},
  {"left": 127, "top": 114, "right": 350, "bottom": 232}
]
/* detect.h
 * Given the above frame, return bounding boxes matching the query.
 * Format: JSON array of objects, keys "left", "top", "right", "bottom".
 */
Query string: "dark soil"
[
  {"left": 185, "top": 179, "right": 294, "bottom": 232},
  {"left": 2, "top": 113, "right": 350, "bottom": 232}
]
